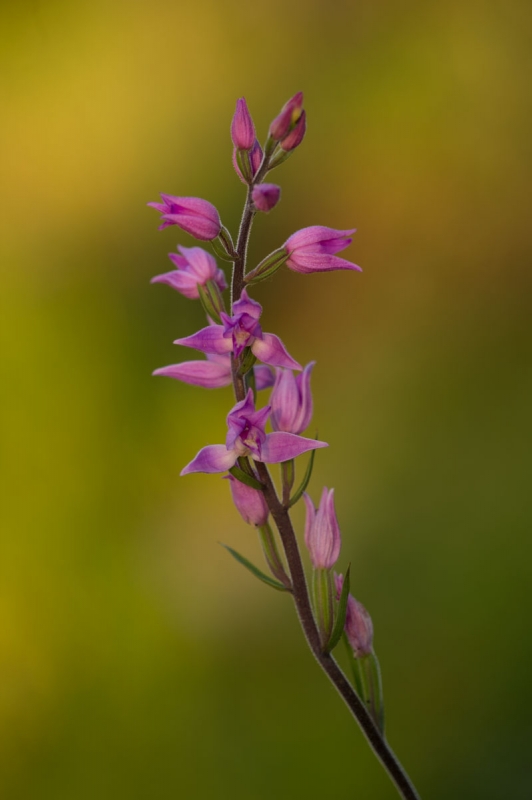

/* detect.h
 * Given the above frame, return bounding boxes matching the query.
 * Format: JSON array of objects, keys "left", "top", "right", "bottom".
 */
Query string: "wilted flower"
[
  {"left": 270, "top": 362, "right": 314, "bottom": 434},
  {"left": 335, "top": 574, "right": 374, "bottom": 658},
  {"left": 304, "top": 488, "right": 341, "bottom": 570},
  {"left": 284, "top": 226, "right": 361, "bottom": 273},
  {"left": 148, "top": 195, "right": 222, "bottom": 241},
  {"left": 174, "top": 289, "right": 301, "bottom": 370},
  {"left": 151, "top": 245, "right": 227, "bottom": 299},
  {"left": 181, "top": 390, "right": 327, "bottom": 475}
]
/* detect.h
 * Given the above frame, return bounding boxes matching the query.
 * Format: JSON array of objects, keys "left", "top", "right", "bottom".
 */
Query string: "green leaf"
[
  {"left": 288, "top": 442, "right": 317, "bottom": 507},
  {"left": 197, "top": 282, "right": 222, "bottom": 325},
  {"left": 228, "top": 465, "right": 264, "bottom": 491},
  {"left": 220, "top": 544, "right": 290, "bottom": 591},
  {"left": 325, "top": 564, "right": 351, "bottom": 653}
]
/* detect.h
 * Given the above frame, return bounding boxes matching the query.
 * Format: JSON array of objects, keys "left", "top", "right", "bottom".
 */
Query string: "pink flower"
[
  {"left": 231, "top": 98, "right": 256, "bottom": 150},
  {"left": 181, "top": 390, "right": 328, "bottom": 475},
  {"left": 151, "top": 245, "right": 227, "bottom": 300},
  {"left": 335, "top": 574, "right": 374, "bottom": 658},
  {"left": 174, "top": 289, "right": 301, "bottom": 370},
  {"left": 148, "top": 195, "right": 222, "bottom": 241},
  {"left": 225, "top": 474, "right": 269, "bottom": 526},
  {"left": 304, "top": 488, "right": 341, "bottom": 570},
  {"left": 270, "top": 362, "right": 314, "bottom": 434},
  {"left": 284, "top": 226, "right": 361, "bottom": 273},
  {"left": 252, "top": 184, "right": 281, "bottom": 213}
]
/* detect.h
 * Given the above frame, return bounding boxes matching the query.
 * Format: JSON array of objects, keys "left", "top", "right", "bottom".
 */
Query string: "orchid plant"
[{"left": 149, "top": 94, "right": 421, "bottom": 800}]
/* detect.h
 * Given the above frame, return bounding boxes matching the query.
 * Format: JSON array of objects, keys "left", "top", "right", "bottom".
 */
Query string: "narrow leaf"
[
  {"left": 288, "top": 442, "right": 317, "bottom": 507},
  {"left": 228, "top": 465, "right": 264, "bottom": 491},
  {"left": 220, "top": 544, "right": 289, "bottom": 591},
  {"left": 325, "top": 564, "right": 351, "bottom": 653}
]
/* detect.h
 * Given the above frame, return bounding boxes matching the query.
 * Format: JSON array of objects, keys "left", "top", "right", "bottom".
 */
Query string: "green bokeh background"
[{"left": 1, "top": 1, "right": 531, "bottom": 797}]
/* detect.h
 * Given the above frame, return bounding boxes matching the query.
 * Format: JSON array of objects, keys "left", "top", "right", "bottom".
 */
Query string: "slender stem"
[
  {"left": 254, "top": 463, "right": 421, "bottom": 800},
  {"left": 228, "top": 168, "right": 421, "bottom": 800}
]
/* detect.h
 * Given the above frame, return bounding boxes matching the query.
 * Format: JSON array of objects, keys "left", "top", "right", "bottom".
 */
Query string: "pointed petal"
[
  {"left": 180, "top": 445, "right": 237, "bottom": 475},
  {"left": 174, "top": 325, "right": 232, "bottom": 355},
  {"left": 293, "top": 361, "right": 315, "bottom": 433},
  {"left": 286, "top": 253, "right": 362, "bottom": 274},
  {"left": 232, "top": 288, "right": 262, "bottom": 320},
  {"left": 153, "top": 360, "right": 231, "bottom": 388},
  {"left": 151, "top": 269, "right": 200, "bottom": 299},
  {"left": 285, "top": 226, "right": 356, "bottom": 252},
  {"left": 258, "top": 432, "right": 327, "bottom": 464},
  {"left": 251, "top": 333, "right": 301, "bottom": 370}
]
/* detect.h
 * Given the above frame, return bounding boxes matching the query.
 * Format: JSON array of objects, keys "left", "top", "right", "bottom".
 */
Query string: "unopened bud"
[
  {"left": 334, "top": 574, "right": 374, "bottom": 658},
  {"left": 226, "top": 475, "right": 268, "bottom": 526},
  {"left": 252, "top": 183, "right": 281, "bottom": 213},
  {"left": 269, "top": 91, "right": 304, "bottom": 141},
  {"left": 280, "top": 110, "right": 306, "bottom": 152},
  {"left": 231, "top": 98, "right": 255, "bottom": 150}
]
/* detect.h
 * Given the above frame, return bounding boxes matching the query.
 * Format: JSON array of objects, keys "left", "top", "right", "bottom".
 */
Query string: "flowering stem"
[
  {"left": 253, "top": 462, "right": 421, "bottom": 800},
  {"left": 229, "top": 193, "right": 421, "bottom": 800}
]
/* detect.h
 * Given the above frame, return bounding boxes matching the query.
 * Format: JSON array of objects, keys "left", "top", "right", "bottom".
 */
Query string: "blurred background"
[{"left": 1, "top": 0, "right": 531, "bottom": 797}]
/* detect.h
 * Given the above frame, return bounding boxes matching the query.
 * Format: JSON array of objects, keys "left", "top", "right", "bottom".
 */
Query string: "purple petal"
[
  {"left": 231, "top": 98, "right": 256, "bottom": 150},
  {"left": 293, "top": 361, "right": 315, "bottom": 433},
  {"left": 151, "top": 270, "right": 201, "bottom": 299},
  {"left": 285, "top": 226, "right": 356, "bottom": 253},
  {"left": 258, "top": 432, "right": 327, "bottom": 464},
  {"left": 153, "top": 360, "right": 231, "bottom": 388},
  {"left": 177, "top": 245, "right": 218, "bottom": 282},
  {"left": 227, "top": 388, "right": 256, "bottom": 424},
  {"left": 232, "top": 289, "right": 262, "bottom": 320},
  {"left": 254, "top": 365, "right": 275, "bottom": 390},
  {"left": 286, "top": 253, "right": 362, "bottom": 274},
  {"left": 180, "top": 444, "right": 237, "bottom": 475},
  {"left": 174, "top": 325, "right": 232, "bottom": 355},
  {"left": 251, "top": 333, "right": 301, "bottom": 370}
]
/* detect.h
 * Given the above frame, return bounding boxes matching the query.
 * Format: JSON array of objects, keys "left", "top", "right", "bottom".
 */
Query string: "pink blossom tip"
[
  {"left": 148, "top": 195, "right": 222, "bottom": 241},
  {"left": 335, "top": 574, "right": 374, "bottom": 657},
  {"left": 231, "top": 98, "right": 256, "bottom": 150},
  {"left": 284, "top": 226, "right": 361, "bottom": 274},
  {"left": 304, "top": 488, "right": 341, "bottom": 570}
]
